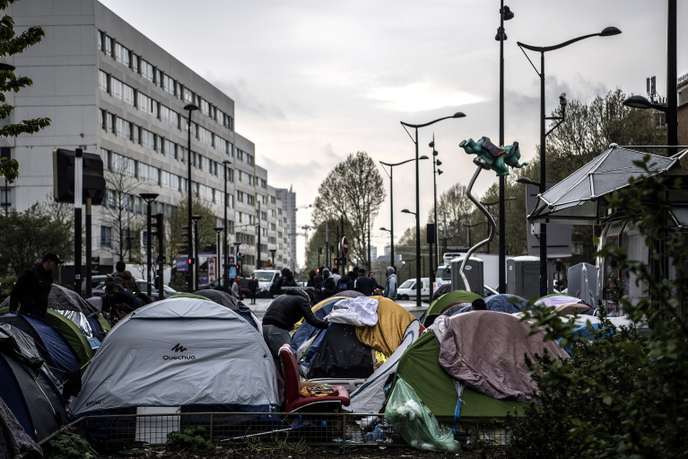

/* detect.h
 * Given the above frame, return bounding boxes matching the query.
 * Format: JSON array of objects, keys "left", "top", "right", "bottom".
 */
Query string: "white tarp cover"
[
  {"left": 529, "top": 146, "right": 684, "bottom": 223},
  {"left": 326, "top": 297, "right": 379, "bottom": 327},
  {"left": 347, "top": 320, "right": 420, "bottom": 413},
  {"left": 71, "top": 297, "right": 280, "bottom": 415}
]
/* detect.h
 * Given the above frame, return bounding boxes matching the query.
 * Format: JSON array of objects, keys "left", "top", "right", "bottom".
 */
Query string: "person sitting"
[
  {"left": 112, "top": 260, "right": 137, "bottom": 292},
  {"left": 262, "top": 290, "right": 328, "bottom": 361}
]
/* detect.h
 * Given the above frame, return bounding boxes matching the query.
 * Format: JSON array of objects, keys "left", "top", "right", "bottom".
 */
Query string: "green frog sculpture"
[{"left": 459, "top": 136, "right": 526, "bottom": 176}]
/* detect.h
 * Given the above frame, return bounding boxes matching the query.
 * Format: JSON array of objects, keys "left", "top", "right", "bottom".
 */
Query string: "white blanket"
[{"left": 326, "top": 297, "right": 379, "bottom": 327}]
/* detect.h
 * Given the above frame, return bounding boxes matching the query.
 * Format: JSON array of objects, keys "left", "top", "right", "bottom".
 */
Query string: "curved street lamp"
[
  {"left": 517, "top": 26, "right": 621, "bottom": 296},
  {"left": 184, "top": 103, "right": 199, "bottom": 292},
  {"left": 400, "top": 111, "right": 466, "bottom": 308},
  {"left": 379, "top": 155, "right": 429, "bottom": 272}
]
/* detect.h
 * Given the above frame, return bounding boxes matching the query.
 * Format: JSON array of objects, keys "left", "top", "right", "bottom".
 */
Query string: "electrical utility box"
[
  {"left": 450, "top": 256, "right": 484, "bottom": 293},
  {"left": 567, "top": 262, "right": 599, "bottom": 306},
  {"left": 507, "top": 256, "right": 540, "bottom": 300}
]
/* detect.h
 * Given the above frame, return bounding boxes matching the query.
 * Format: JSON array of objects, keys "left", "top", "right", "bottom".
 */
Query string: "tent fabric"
[
  {"left": 194, "top": 289, "right": 261, "bottom": 331},
  {"left": 307, "top": 323, "right": 374, "bottom": 379},
  {"left": 438, "top": 311, "right": 568, "bottom": 401},
  {"left": 485, "top": 294, "right": 528, "bottom": 313},
  {"left": 395, "top": 330, "right": 522, "bottom": 419},
  {"left": 0, "top": 397, "right": 42, "bottom": 458},
  {"left": 355, "top": 297, "right": 415, "bottom": 357},
  {"left": 326, "top": 296, "right": 379, "bottom": 327},
  {"left": 72, "top": 297, "right": 280, "bottom": 416},
  {"left": 0, "top": 354, "right": 67, "bottom": 441},
  {"left": 424, "top": 291, "right": 482, "bottom": 326},
  {"left": 336, "top": 290, "right": 364, "bottom": 298},
  {"left": 529, "top": 146, "right": 685, "bottom": 223},
  {"left": 4, "top": 314, "right": 80, "bottom": 377},
  {"left": 535, "top": 295, "right": 584, "bottom": 308},
  {"left": 42, "top": 311, "right": 93, "bottom": 366},
  {"left": 291, "top": 298, "right": 339, "bottom": 351},
  {"left": 347, "top": 320, "right": 420, "bottom": 413}
]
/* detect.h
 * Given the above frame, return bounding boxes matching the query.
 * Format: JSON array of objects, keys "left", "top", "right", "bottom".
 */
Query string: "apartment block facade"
[{"left": 4, "top": 0, "right": 295, "bottom": 272}]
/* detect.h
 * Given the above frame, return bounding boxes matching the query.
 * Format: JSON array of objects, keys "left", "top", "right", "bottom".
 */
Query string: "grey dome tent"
[
  {"left": 194, "top": 289, "right": 260, "bottom": 330},
  {"left": 72, "top": 297, "right": 280, "bottom": 417}
]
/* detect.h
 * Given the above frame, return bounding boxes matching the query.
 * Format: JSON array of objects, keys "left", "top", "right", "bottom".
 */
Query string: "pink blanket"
[{"left": 438, "top": 311, "right": 568, "bottom": 401}]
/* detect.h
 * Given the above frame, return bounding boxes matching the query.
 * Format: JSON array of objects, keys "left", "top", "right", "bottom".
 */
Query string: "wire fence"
[{"left": 41, "top": 410, "right": 511, "bottom": 453}]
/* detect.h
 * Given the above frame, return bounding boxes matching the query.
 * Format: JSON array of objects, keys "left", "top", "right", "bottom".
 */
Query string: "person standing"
[
  {"left": 262, "top": 290, "right": 328, "bottom": 361},
  {"left": 113, "top": 260, "right": 137, "bottom": 292},
  {"left": 10, "top": 253, "right": 61, "bottom": 318},
  {"left": 354, "top": 268, "right": 376, "bottom": 296},
  {"left": 384, "top": 266, "right": 398, "bottom": 300},
  {"left": 231, "top": 277, "right": 242, "bottom": 300},
  {"left": 248, "top": 274, "right": 258, "bottom": 305}
]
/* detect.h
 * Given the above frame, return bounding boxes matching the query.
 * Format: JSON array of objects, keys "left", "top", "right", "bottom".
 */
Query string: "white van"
[
  {"left": 253, "top": 269, "right": 281, "bottom": 296},
  {"left": 396, "top": 277, "right": 430, "bottom": 300}
]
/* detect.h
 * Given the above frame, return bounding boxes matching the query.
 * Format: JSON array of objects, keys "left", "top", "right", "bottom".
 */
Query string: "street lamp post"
[
  {"left": 379, "top": 156, "right": 428, "bottom": 272},
  {"left": 140, "top": 193, "right": 159, "bottom": 298},
  {"left": 184, "top": 103, "right": 199, "bottom": 292},
  {"left": 256, "top": 199, "right": 262, "bottom": 270},
  {"left": 401, "top": 112, "right": 466, "bottom": 308},
  {"left": 497, "top": 1, "right": 514, "bottom": 294},
  {"left": 215, "top": 226, "right": 223, "bottom": 286},
  {"left": 623, "top": 0, "right": 677, "bottom": 149},
  {"left": 222, "top": 160, "right": 231, "bottom": 289},
  {"left": 380, "top": 227, "right": 392, "bottom": 268},
  {"left": 428, "top": 135, "right": 443, "bottom": 300},
  {"left": 517, "top": 26, "right": 621, "bottom": 296},
  {"left": 191, "top": 214, "right": 201, "bottom": 291}
]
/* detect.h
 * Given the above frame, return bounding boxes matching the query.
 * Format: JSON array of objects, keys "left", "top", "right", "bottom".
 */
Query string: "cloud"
[{"left": 367, "top": 80, "right": 485, "bottom": 112}]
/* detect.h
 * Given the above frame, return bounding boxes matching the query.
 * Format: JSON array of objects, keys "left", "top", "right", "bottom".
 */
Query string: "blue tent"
[
  {"left": 485, "top": 294, "right": 528, "bottom": 313},
  {"left": 0, "top": 314, "right": 80, "bottom": 381}
]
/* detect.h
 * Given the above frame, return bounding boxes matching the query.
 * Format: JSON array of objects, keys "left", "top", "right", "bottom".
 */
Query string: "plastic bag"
[{"left": 384, "top": 377, "right": 459, "bottom": 452}]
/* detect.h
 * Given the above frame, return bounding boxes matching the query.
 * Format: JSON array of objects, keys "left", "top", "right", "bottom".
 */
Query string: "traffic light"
[{"left": 53, "top": 148, "right": 106, "bottom": 204}]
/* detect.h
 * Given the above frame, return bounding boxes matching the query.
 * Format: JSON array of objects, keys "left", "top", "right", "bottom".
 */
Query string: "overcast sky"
[{"left": 100, "top": 0, "right": 686, "bottom": 266}]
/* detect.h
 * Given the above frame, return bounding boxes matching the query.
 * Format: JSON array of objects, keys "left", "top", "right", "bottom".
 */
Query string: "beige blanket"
[{"left": 438, "top": 311, "right": 568, "bottom": 401}]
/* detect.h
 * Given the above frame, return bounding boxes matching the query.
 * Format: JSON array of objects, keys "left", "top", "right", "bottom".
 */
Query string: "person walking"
[
  {"left": 262, "top": 290, "right": 328, "bottom": 361},
  {"left": 231, "top": 277, "right": 242, "bottom": 300},
  {"left": 10, "top": 253, "right": 61, "bottom": 318},
  {"left": 354, "top": 268, "right": 376, "bottom": 296},
  {"left": 383, "top": 266, "right": 398, "bottom": 300},
  {"left": 248, "top": 274, "right": 258, "bottom": 305}
]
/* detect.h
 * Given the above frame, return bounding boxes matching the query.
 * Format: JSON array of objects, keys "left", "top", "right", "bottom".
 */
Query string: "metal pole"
[
  {"left": 367, "top": 218, "right": 371, "bottom": 271},
  {"left": 414, "top": 127, "right": 421, "bottom": 308},
  {"left": 146, "top": 200, "right": 152, "bottom": 298},
  {"left": 74, "top": 148, "right": 83, "bottom": 295},
  {"left": 256, "top": 200, "right": 261, "bottom": 269},
  {"left": 186, "top": 112, "right": 193, "bottom": 292},
  {"left": 539, "top": 51, "right": 548, "bottom": 296},
  {"left": 390, "top": 168, "right": 395, "bottom": 269},
  {"left": 156, "top": 213, "right": 164, "bottom": 299},
  {"left": 667, "top": 0, "right": 677, "bottom": 148},
  {"left": 431, "top": 138, "right": 438, "bottom": 300},
  {"left": 193, "top": 219, "right": 200, "bottom": 290},
  {"left": 85, "top": 196, "right": 92, "bottom": 297},
  {"left": 216, "top": 230, "right": 221, "bottom": 282},
  {"left": 498, "top": 0, "right": 507, "bottom": 294},
  {"left": 223, "top": 163, "right": 229, "bottom": 289}
]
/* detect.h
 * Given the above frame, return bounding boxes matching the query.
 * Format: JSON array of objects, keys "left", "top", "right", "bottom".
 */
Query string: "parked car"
[
  {"left": 92, "top": 278, "right": 177, "bottom": 300},
  {"left": 253, "top": 269, "right": 281, "bottom": 297},
  {"left": 396, "top": 277, "right": 431, "bottom": 300}
]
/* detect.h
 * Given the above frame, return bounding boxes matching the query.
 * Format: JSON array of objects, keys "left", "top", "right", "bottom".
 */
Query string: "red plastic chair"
[{"left": 278, "top": 344, "right": 350, "bottom": 413}]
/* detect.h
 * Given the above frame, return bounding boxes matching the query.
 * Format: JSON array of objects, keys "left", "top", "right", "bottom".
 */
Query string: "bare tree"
[
  {"left": 313, "top": 151, "right": 385, "bottom": 267},
  {"left": 103, "top": 160, "right": 140, "bottom": 262},
  {"left": 434, "top": 183, "right": 474, "bottom": 248}
]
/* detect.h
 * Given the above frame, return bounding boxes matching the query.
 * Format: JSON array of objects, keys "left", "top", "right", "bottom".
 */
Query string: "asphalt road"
[{"left": 244, "top": 297, "right": 428, "bottom": 320}]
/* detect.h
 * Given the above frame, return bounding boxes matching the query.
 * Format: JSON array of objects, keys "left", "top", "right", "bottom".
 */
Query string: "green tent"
[
  {"left": 43, "top": 311, "right": 93, "bottom": 367},
  {"left": 423, "top": 291, "right": 481, "bottom": 327},
  {"left": 396, "top": 330, "right": 523, "bottom": 419}
]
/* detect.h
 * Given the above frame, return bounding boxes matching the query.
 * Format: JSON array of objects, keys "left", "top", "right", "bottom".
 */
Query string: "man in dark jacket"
[
  {"left": 10, "top": 253, "right": 61, "bottom": 318},
  {"left": 354, "top": 269, "right": 376, "bottom": 296},
  {"left": 248, "top": 274, "right": 258, "bottom": 305},
  {"left": 262, "top": 290, "right": 328, "bottom": 361}
]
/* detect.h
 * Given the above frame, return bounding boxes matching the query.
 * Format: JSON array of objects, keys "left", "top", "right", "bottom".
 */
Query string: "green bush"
[
  {"left": 510, "top": 158, "right": 688, "bottom": 458},
  {"left": 43, "top": 431, "right": 97, "bottom": 459},
  {"left": 167, "top": 426, "right": 212, "bottom": 451}
]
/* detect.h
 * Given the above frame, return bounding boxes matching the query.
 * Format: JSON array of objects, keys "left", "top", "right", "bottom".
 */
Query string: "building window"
[
  {"left": 141, "top": 59, "right": 154, "bottom": 82},
  {"left": 98, "top": 70, "right": 108, "bottom": 93},
  {"left": 100, "top": 226, "right": 112, "bottom": 248},
  {"left": 114, "top": 42, "right": 130, "bottom": 67}
]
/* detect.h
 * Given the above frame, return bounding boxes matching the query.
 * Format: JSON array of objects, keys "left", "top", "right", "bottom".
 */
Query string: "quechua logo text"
[{"left": 163, "top": 343, "right": 195, "bottom": 361}]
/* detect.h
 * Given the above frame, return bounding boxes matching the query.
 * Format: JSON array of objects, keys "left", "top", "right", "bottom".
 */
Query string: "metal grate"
[{"left": 42, "top": 411, "right": 511, "bottom": 453}]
